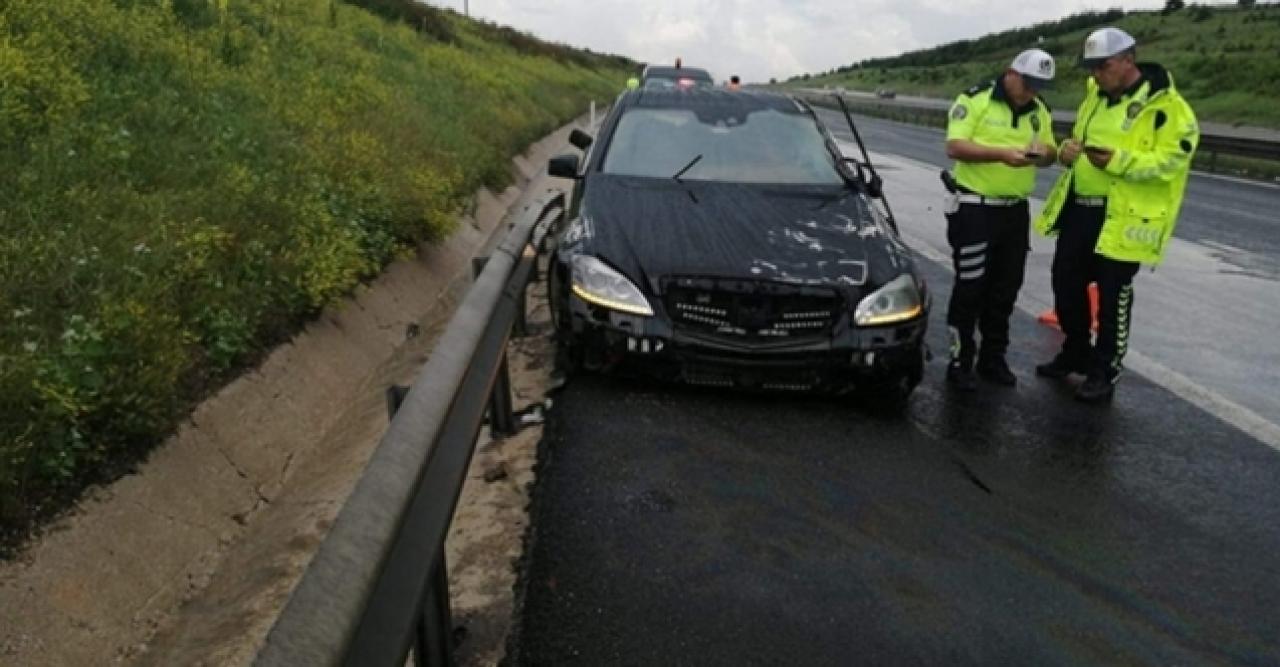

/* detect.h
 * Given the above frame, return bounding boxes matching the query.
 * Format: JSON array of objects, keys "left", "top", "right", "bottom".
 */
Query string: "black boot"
[
  {"left": 977, "top": 355, "right": 1017, "bottom": 386},
  {"left": 1075, "top": 369, "right": 1117, "bottom": 403},
  {"left": 946, "top": 359, "right": 977, "bottom": 391},
  {"left": 1035, "top": 351, "right": 1090, "bottom": 379}
]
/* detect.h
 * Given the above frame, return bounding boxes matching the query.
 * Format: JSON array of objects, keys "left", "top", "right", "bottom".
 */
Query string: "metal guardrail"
[
  {"left": 797, "top": 91, "right": 1280, "bottom": 164},
  {"left": 254, "top": 191, "right": 565, "bottom": 666}
]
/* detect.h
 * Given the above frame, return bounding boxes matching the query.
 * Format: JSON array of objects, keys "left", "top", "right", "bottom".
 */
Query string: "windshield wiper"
[
  {"left": 672, "top": 154, "right": 703, "bottom": 183},
  {"left": 811, "top": 188, "right": 854, "bottom": 211}
]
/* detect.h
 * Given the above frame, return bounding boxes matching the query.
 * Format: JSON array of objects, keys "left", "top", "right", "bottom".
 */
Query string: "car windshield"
[{"left": 602, "top": 107, "right": 843, "bottom": 185}]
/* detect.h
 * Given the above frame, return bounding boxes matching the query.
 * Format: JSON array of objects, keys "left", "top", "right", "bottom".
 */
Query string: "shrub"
[{"left": 0, "top": 0, "right": 631, "bottom": 540}]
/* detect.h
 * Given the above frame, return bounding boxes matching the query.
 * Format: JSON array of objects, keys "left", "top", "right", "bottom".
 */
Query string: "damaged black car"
[{"left": 546, "top": 89, "right": 929, "bottom": 403}]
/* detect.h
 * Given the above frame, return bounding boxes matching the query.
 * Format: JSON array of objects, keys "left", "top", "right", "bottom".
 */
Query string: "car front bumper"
[{"left": 565, "top": 298, "right": 926, "bottom": 392}]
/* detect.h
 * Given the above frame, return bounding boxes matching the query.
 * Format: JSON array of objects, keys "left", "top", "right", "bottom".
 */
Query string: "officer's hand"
[
  {"left": 1059, "top": 139, "right": 1082, "bottom": 166},
  {"left": 1084, "top": 145, "right": 1114, "bottom": 169},
  {"left": 1001, "top": 149, "right": 1032, "bottom": 168},
  {"left": 1024, "top": 140, "right": 1050, "bottom": 167}
]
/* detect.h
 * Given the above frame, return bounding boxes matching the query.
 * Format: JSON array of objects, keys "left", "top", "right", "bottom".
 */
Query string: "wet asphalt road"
[
  {"left": 515, "top": 252, "right": 1280, "bottom": 666},
  {"left": 512, "top": 113, "right": 1280, "bottom": 665}
]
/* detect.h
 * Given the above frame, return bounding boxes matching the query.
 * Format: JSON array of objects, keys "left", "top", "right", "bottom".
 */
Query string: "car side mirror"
[
  {"left": 548, "top": 154, "right": 581, "bottom": 179},
  {"left": 569, "top": 128, "right": 593, "bottom": 150}
]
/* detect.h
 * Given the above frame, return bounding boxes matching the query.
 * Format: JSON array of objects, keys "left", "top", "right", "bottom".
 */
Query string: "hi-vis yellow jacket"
[{"left": 1034, "top": 63, "right": 1199, "bottom": 265}]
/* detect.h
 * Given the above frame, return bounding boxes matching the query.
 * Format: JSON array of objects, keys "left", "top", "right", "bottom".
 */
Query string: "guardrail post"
[
  {"left": 386, "top": 384, "right": 410, "bottom": 419},
  {"left": 488, "top": 353, "right": 516, "bottom": 437},
  {"left": 416, "top": 548, "right": 454, "bottom": 667},
  {"left": 387, "top": 383, "right": 456, "bottom": 667}
]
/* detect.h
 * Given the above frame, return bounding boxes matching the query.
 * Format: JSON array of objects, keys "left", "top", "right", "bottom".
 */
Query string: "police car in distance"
[{"left": 545, "top": 89, "right": 929, "bottom": 406}]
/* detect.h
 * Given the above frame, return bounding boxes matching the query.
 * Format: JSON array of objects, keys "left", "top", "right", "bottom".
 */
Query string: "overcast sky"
[{"left": 427, "top": 0, "right": 1168, "bottom": 83}]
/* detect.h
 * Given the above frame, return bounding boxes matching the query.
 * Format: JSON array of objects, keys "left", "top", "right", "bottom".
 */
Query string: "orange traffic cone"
[{"left": 1037, "top": 283, "right": 1099, "bottom": 332}]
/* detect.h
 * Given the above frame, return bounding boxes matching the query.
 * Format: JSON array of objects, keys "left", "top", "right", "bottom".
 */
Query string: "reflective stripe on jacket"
[{"left": 1034, "top": 63, "right": 1199, "bottom": 265}]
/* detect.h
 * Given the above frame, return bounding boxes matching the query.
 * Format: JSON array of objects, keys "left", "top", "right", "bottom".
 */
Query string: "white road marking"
[{"left": 1192, "top": 170, "right": 1280, "bottom": 191}]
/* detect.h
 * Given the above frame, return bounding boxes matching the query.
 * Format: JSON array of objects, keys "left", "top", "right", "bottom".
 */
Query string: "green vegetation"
[
  {"left": 795, "top": 5, "right": 1280, "bottom": 128},
  {"left": 0, "top": 0, "right": 630, "bottom": 542}
]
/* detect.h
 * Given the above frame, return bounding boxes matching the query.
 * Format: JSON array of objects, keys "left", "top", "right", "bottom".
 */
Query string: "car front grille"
[{"left": 662, "top": 276, "right": 843, "bottom": 341}]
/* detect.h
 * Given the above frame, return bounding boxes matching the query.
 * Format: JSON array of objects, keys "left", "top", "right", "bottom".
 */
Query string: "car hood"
[{"left": 573, "top": 177, "right": 914, "bottom": 294}]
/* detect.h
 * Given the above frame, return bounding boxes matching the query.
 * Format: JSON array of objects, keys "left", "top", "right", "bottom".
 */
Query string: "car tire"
[
  {"left": 554, "top": 335, "right": 583, "bottom": 376},
  {"left": 870, "top": 374, "right": 915, "bottom": 413},
  {"left": 548, "top": 268, "right": 582, "bottom": 376},
  {"left": 860, "top": 343, "right": 923, "bottom": 414}
]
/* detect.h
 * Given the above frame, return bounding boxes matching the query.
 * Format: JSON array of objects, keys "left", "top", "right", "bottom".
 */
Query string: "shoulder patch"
[
  {"left": 951, "top": 105, "right": 968, "bottom": 120},
  {"left": 963, "top": 81, "right": 994, "bottom": 97}
]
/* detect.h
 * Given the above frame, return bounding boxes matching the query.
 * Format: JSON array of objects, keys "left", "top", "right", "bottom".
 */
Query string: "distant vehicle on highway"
[
  {"left": 545, "top": 89, "right": 929, "bottom": 404},
  {"left": 640, "top": 64, "right": 715, "bottom": 90},
  {"left": 875, "top": 88, "right": 897, "bottom": 99}
]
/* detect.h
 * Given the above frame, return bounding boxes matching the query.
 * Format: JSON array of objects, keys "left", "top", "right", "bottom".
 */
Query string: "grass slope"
[
  {"left": 0, "top": 0, "right": 631, "bottom": 544},
  {"left": 795, "top": 5, "right": 1280, "bottom": 128}
]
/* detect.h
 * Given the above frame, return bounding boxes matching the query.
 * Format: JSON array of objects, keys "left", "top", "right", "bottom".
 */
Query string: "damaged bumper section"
[{"left": 565, "top": 277, "right": 925, "bottom": 393}]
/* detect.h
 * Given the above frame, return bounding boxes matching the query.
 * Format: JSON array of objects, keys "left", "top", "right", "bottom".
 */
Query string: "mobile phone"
[{"left": 1024, "top": 151, "right": 1044, "bottom": 159}]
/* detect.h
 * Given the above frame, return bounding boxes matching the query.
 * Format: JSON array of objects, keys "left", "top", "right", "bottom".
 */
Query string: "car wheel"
[
  {"left": 548, "top": 269, "right": 582, "bottom": 376},
  {"left": 860, "top": 343, "right": 923, "bottom": 414},
  {"left": 554, "top": 328, "right": 583, "bottom": 376},
  {"left": 870, "top": 374, "right": 915, "bottom": 413}
]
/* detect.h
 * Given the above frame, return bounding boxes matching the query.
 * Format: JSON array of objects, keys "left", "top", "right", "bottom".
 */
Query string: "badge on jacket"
[{"left": 1122, "top": 101, "right": 1142, "bottom": 131}]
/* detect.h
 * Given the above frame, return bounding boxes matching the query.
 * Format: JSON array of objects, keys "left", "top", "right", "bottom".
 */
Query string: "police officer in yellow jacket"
[
  {"left": 1034, "top": 27, "right": 1198, "bottom": 402},
  {"left": 943, "top": 49, "right": 1058, "bottom": 391}
]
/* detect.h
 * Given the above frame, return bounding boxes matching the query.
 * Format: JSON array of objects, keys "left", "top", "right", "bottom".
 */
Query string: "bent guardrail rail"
[
  {"left": 795, "top": 89, "right": 1280, "bottom": 164},
  {"left": 255, "top": 191, "right": 565, "bottom": 667}
]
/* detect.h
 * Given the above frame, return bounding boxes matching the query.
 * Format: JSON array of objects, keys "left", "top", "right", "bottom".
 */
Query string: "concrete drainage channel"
[{"left": 0, "top": 117, "right": 585, "bottom": 666}]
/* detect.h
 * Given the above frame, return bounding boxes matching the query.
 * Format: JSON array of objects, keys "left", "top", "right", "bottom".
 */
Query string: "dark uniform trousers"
[
  {"left": 945, "top": 200, "right": 1029, "bottom": 364},
  {"left": 1050, "top": 200, "right": 1140, "bottom": 377}
]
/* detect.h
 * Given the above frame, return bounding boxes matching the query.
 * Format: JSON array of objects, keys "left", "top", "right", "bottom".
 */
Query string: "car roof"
[
  {"left": 640, "top": 65, "right": 714, "bottom": 82},
  {"left": 622, "top": 89, "right": 811, "bottom": 117}
]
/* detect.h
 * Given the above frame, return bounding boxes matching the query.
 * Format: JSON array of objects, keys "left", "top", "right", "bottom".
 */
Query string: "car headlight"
[
  {"left": 854, "top": 273, "right": 922, "bottom": 326},
  {"left": 570, "top": 255, "right": 654, "bottom": 316}
]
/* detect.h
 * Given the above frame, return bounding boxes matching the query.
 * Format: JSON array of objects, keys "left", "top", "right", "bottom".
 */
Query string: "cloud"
[{"left": 427, "top": 0, "right": 1165, "bottom": 83}]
